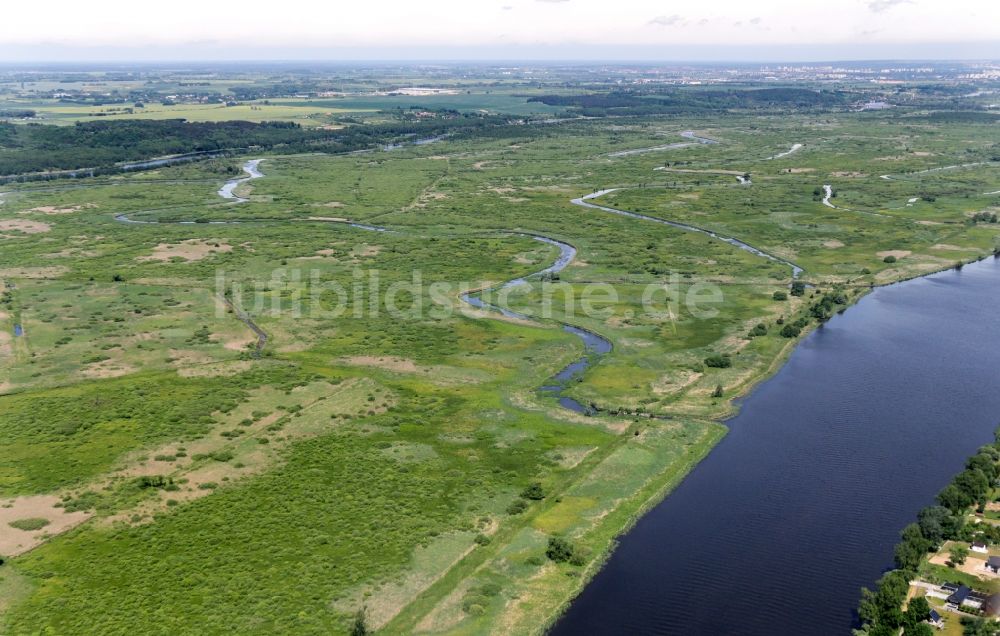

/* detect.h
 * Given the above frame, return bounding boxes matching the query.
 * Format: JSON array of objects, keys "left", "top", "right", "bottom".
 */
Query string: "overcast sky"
[{"left": 2, "top": 0, "right": 998, "bottom": 62}]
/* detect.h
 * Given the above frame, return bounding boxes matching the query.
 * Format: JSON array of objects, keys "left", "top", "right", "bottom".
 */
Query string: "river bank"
[{"left": 549, "top": 254, "right": 1000, "bottom": 635}]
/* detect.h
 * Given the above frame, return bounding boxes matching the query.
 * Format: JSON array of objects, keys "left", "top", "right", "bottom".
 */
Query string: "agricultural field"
[
  {"left": 0, "top": 96, "right": 560, "bottom": 127},
  {"left": 1, "top": 90, "right": 999, "bottom": 635}
]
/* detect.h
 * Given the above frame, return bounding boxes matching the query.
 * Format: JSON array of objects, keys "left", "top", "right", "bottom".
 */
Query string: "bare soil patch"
[
  {"left": 0, "top": 219, "right": 50, "bottom": 234},
  {"left": 343, "top": 355, "right": 422, "bottom": 373},
  {"left": 21, "top": 203, "right": 96, "bottom": 215},
  {"left": 81, "top": 359, "right": 136, "bottom": 379},
  {"left": 877, "top": 250, "right": 912, "bottom": 259},
  {"left": 138, "top": 239, "right": 232, "bottom": 263},
  {"left": 178, "top": 360, "right": 255, "bottom": 378},
  {"left": 0, "top": 265, "right": 69, "bottom": 278},
  {"left": 0, "top": 495, "right": 92, "bottom": 556},
  {"left": 353, "top": 244, "right": 382, "bottom": 258}
]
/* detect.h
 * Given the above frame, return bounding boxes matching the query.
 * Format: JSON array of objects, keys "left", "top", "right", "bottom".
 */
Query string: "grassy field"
[
  {"left": 0, "top": 91, "right": 563, "bottom": 127},
  {"left": 1, "top": 106, "right": 999, "bottom": 634}
]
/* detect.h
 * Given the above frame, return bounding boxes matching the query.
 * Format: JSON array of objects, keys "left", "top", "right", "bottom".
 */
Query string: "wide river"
[{"left": 552, "top": 255, "right": 1000, "bottom": 635}]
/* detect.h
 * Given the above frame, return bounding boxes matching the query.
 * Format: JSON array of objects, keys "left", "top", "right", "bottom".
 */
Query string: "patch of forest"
[
  {"left": 527, "top": 87, "right": 850, "bottom": 116},
  {"left": 0, "top": 113, "right": 522, "bottom": 179}
]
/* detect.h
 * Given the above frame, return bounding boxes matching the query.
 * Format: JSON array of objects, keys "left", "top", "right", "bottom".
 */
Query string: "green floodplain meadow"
[{"left": 1, "top": 82, "right": 1000, "bottom": 634}]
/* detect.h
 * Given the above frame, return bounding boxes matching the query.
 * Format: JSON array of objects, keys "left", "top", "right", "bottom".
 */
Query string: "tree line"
[
  {"left": 855, "top": 429, "right": 1000, "bottom": 636},
  {"left": 0, "top": 112, "right": 525, "bottom": 179}
]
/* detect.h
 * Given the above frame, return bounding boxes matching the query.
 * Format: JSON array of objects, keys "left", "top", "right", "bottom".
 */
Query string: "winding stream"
[
  {"left": 458, "top": 235, "right": 613, "bottom": 413},
  {"left": 767, "top": 143, "right": 804, "bottom": 160},
  {"left": 570, "top": 189, "right": 803, "bottom": 278},
  {"left": 608, "top": 131, "right": 719, "bottom": 157},
  {"left": 218, "top": 159, "right": 264, "bottom": 202},
  {"left": 115, "top": 163, "right": 613, "bottom": 414},
  {"left": 112, "top": 153, "right": 810, "bottom": 415}
]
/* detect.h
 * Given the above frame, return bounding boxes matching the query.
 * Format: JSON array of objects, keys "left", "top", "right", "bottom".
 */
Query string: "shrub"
[
  {"left": 137, "top": 475, "right": 172, "bottom": 489},
  {"left": 883, "top": 255, "right": 897, "bottom": 263},
  {"left": 790, "top": 281, "right": 806, "bottom": 297},
  {"left": 506, "top": 499, "right": 528, "bottom": 515},
  {"left": 8, "top": 517, "right": 50, "bottom": 531},
  {"left": 546, "top": 536, "right": 576, "bottom": 563},
  {"left": 749, "top": 323, "right": 767, "bottom": 337},
  {"left": 772, "top": 291, "right": 787, "bottom": 301},
  {"left": 780, "top": 324, "right": 802, "bottom": 338},
  {"left": 712, "top": 384, "right": 724, "bottom": 398},
  {"left": 521, "top": 482, "right": 545, "bottom": 500},
  {"left": 704, "top": 354, "right": 732, "bottom": 368}
]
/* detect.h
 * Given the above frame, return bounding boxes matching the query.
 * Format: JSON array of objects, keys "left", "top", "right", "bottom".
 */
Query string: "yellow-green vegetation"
[{"left": 1, "top": 95, "right": 999, "bottom": 636}]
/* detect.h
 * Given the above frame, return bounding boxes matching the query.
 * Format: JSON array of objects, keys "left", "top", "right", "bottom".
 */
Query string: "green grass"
[{"left": 3, "top": 106, "right": 1000, "bottom": 634}]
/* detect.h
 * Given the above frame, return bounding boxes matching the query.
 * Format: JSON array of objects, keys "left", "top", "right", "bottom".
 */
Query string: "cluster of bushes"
[
  {"left": 136, "top": 475, "right": 179, "bottom": 491},
  {"left": 546, "top": 536, "right": 587, "bottom": 566},
  {"left": 748, "top": 323, "right": 768, "bottom": 338},
  {"left": 779, "top": 317, "right": 809, "bottom": 338},
  {"left": 8, "top": 517, "right": 50, "bottom": 531},
  {"left": 808, "top": 290, "right": 849, "bottom": 322},
  {"left": 856, "top": 429, "right": 1000, "bottom": 635},
  {"left": 507, "top": 482, "right": 545, "bottom": 515},
  {"left": 971, "top": 211, "right": 999, "bottom": 224},
  {"left": 1, "top": 365, "right": 314, "bottom": 495},
  {"left": 704, "top": 353, "right": 732, "bottom": 368},
  {"left": 461, "top": 581, "right": 502, "bottom": 616}
]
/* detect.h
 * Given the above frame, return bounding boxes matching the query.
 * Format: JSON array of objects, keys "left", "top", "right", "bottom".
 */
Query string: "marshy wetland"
[{"left": 1, "top": 73, "right": 1000, "bottom": 635}]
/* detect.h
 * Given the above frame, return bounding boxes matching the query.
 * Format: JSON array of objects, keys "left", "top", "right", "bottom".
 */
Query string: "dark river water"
[{"left": 552, "top": 256, "right": 1000, "bottom": 635}]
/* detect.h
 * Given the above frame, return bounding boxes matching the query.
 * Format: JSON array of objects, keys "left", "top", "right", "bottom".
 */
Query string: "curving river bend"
[{"left": 116, "top": 157, "right": 798, "bottom": 416}]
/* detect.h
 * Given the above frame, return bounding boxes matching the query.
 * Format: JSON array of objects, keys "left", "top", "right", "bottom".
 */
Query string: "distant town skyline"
[{"left": 3, "top": 0, "right": 998, "bottom": 62}]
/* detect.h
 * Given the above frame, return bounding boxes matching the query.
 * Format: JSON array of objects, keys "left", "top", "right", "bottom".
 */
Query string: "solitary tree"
[
  {"left": 351, "top": 607, "right": 369, "bottom": 636},
  {"left": 950, "top": 544, "right": 969, "bottom": 566}
]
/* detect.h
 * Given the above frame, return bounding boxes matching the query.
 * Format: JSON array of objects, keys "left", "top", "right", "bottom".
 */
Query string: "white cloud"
[
  {"left": 648, "top": 14, "right": 686, "bottom": 27},
  {"left": 867, "top": 0, "right": 914, "bottom": 12}
]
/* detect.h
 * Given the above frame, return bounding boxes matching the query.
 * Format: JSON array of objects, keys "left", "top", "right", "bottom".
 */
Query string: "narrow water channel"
[{"left": 551, "top": 256, "right": 1000, "bottom": 635}]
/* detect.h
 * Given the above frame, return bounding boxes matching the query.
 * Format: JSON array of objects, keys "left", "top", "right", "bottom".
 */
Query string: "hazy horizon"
[{"left": 3, "top": 0, "right": 998, "bottom": 63}]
